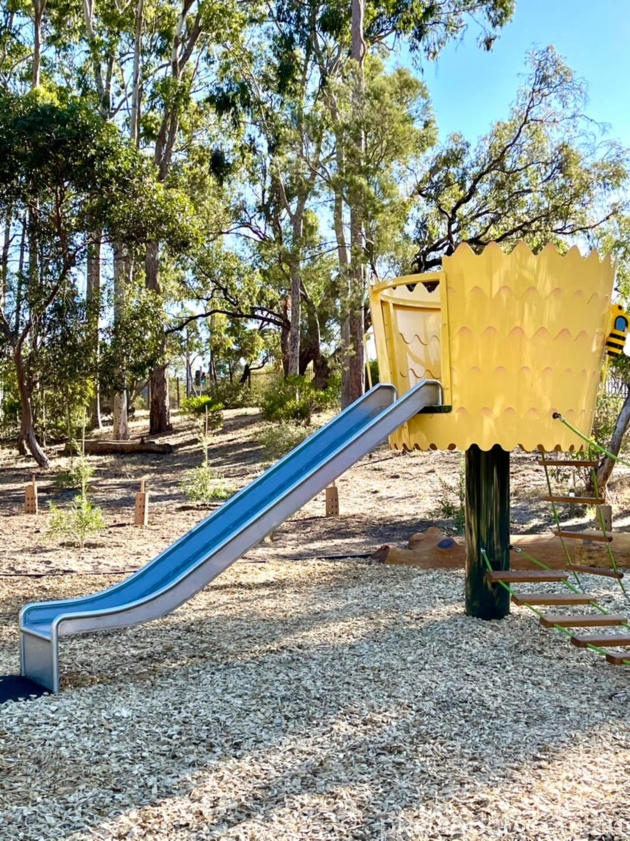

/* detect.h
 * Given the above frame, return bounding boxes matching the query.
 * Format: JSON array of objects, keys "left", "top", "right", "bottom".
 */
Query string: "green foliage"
[
  {"left": 432, "top": 461, "right": 465, "bottom": 535},
  {"left": 260, "top": 375, "right": 339, "bottom": 424},
  {"left": 258, "top": 421, "right": 311, "bottom": 461},
  {"left": 206, "top": 380, "right": 261, "bottom": 409},
  {"left": 180, "top": 395, "right": 224, "bottom": 429},
  {"left": 182, "top": 462, "right": 234, "bottom": 504},
  {"left": 368, "top": 360, "right": 380, "bottom": 386},
  {"left": 593, "top": 392, "right": 628, "bottom": 452},
  {"left": 48, "top": 493, "right": 106, "bottom": 549},
  {"left": 53, "top": 456, "right": 95, "bottom": 490},
  {"left": 99, "top": 283, "right": 166, "bottom": 397},
  {"left": 181, "top": 422, "right": 233, "bottom": 504}
]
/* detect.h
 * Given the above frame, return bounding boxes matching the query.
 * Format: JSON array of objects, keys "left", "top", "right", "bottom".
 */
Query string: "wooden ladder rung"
[
  {"left": 543, "top": 495, "right": 604, "bottom": 505},
  {"left": 554, "top": 530, "right": 612, "bottom": 543},
  {"left": 537, "top": 459, "right": 598, "bottom": 468},
  {"left": 571, "top": 633, "right": 630, "bottom": 648},
  {"left": 540, "top": 613, "right": 627, "bottom": 628},
  {"left": 604, "top": 649, "right": 630, "bottom": 665},
  {"left": 567, "top": 564, "right": 624, "bottom": 579},
  {"left": 511, "top": 592, "right": 593, "bottom": 606},
  {"left": 487, "top": 569, "right": 568, "bottom": 583}
]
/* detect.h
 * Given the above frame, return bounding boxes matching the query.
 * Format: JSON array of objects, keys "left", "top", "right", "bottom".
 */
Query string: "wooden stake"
[
  {"left": 134, "top": 479, "right": 149, "bottom": 526},
  {"left": 465, "top": 444, "right": 510, "bottom": 620},
  {"left": 325, "top": 482, "right": 339, "bottom": 517},
  {"left": 24, "top": 474, "right": 38, "bottom": 515}
]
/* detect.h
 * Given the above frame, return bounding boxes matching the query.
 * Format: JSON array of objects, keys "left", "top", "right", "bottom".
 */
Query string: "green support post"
[{"left": 464, "top": 444, "right": 510, "bottom": 619}]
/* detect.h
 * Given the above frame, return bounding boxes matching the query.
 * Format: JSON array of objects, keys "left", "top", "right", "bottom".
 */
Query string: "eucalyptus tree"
[
  {"left": 0, "top": 93, "right": 187, "bottom": 467},
  {"left": 309, "top": 0, "right": 516, "bottom": 404},
  {"left": 412, "top": 48, "right": 628, "bottom": 270},
  {"left": 205, "top": 0, "right": 335, "bottom": 380}
]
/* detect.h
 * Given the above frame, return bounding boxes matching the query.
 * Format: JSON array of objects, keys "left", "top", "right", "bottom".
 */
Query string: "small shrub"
[
  {"left": 207, "top": 380, "right": 260, "bottom": 409},
  {"left": 181, "top": 422, "right": 234, "bottom": 504},
  {"left": 48, "top": 493, "right": 105, "bottom": 548},
  {"left": 260, "top": 375, "right": 338, "bottom": 424},
  {"left": 180, "top": 395, "right": 224, "bottom": 429},
  {"left": 258, "top": 421, "right": 312, "bottom": 460},
  {"left": 48, "top": 421, "right": 105, "bottom": 548},
  {"left": 53, "top": 456, "right": 95, "bottom": 490},
  {"left": 182, "top": 462, "right": 234, "bottom": 503},
  {"left": 432, "top": 461, "right": 465, "bottom": 535},
  {"left": 367, "top": 359, "right": 380, "bottom": 386}
]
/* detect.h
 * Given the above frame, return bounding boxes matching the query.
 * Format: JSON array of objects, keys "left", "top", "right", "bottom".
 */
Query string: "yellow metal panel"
[{"left": 370, "top": 243, "right": 615, "bottom": 452}]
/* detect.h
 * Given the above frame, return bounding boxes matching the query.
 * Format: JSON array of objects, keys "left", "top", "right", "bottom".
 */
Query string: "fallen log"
[
  {"left": 373, "top": 526, "right": 630, "bottom": 570},
  {"left": 81, "top": 439, "right": 174, "bottom": 455}
]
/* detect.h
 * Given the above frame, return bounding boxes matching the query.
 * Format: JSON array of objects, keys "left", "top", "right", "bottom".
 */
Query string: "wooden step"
[
  {"left": 567, "top": 564, "right": 624, "bottom": 579},
  {"left": 544, "top": 495, "right": 604, "bottom": 505},
  {"left": 487, "top": 569, "right": 568, "bottom": 583},
  {"left": 511, "top": 592, "right": 594, "bottom": 606},
  {"left": 554, "top": 530, "right": 612, "bottom": 543},
  {"left": 540, "top": 613, "right": 627, "bottom": 628},
  {"left": 537, "top": 459, "right": 598, "bottom": 468},
  {"left": 571, "top": 633, "right": 630, "bottom": 649},
  {"left": 604, "top": 649, "right": 630, "bottom": 665}
]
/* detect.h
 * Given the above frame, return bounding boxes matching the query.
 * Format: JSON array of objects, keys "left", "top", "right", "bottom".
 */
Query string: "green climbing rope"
[
  {"left": 540, "top": 453, "right": 583, "bottom": 590},
  {"left": 554, "top": 412, "right": 630, "bottom": 470},
  {"left": 550, "top": 413, "right": 630, "bottom": 605},
  {"left": 480, "top": 549, "right": 623, "bottom": 661}
]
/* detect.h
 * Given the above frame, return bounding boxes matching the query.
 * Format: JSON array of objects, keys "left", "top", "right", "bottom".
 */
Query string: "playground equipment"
[
  {"left": 370, "top": 242, "right": 616, "bottom": 452},
  {"left": 369, "top": 241, "right": 629, "bottom": 626},
  {"left": 19, "top": 241, "right": 629, "bottom": 691},
  {"left": 20, "top": 380, "right": 443, "bottom": 691}
]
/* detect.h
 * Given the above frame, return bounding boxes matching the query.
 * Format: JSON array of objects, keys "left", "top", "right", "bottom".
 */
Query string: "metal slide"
[{"left": 20, "top": 380, "right": 442, "bottom": 692}]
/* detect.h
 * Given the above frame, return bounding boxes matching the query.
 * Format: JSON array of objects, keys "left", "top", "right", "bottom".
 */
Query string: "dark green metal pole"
[{"left": 465, "top": 444, "right": 510, "bottom": 619}]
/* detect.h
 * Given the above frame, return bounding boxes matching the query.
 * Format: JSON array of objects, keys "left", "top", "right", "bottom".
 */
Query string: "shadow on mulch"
[{"left": 0, "top": 674, "right": 51, "bottom": 704}]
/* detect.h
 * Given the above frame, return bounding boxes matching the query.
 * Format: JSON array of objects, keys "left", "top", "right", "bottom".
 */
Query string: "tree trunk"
[
  {"left": 299, "top": 300, "right": 330, "bottom": 389},
  {"left": 32, "top": 0, "right": 46, "bottom": 87},
  {"left": 146, "top": 240, "right": 172, "bottom": 434},
  {"left": 86, "top": 234, "right": 102, "bottom": 429},
  {"left": 129, "top": 0, "right": 144, "bottom": 147},
  {"left": 113, "top": 242, "right": 132, "bottom": 439},
  {"left": 280, "top": 296, "right": 291, "bottom": 377},
  {"left": 464, "top": 444, "right": 510, "bottom": 619},
  {"left": 287, "top": 264, "right": 301, "bottom": 377},
  {"left": 15, "top": 347, "right": 49, "bottom": 468},
  {"left": 344, "top": 310, "right": 364, "bottom": 405},
  {"left": 595, "top": 389, "right": 630, "bottom": 494},
  {"left": 342, "top": 0, "right": 367, "bottom": 407}
]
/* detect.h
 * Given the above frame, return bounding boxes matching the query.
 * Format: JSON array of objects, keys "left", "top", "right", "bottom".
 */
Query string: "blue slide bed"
[{"left": 20, "top": 380, "right": 441, "bottom": 691}]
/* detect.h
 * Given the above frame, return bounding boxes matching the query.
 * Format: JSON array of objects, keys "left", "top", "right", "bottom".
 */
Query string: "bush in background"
[
  {"left": 258, "top": 421, "right": 312, "bottom": 460},
  {"left": 180, "top": 395, "right": 224, "bottom": 430},
  {"left": 206, "top": 380, "right": 262, "bottom": 409},
  {"left": 260, "top": 375, "right": 339, "bottom": 424}
]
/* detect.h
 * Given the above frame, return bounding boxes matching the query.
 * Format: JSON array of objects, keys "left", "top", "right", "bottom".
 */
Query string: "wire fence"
[{"left": 604, "top": 375, "right": 629, "bottom": 398}]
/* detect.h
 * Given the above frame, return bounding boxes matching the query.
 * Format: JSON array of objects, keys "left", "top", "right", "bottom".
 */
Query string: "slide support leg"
[{"left": 21, "top": 631, "right": 59, "bottom": 693}]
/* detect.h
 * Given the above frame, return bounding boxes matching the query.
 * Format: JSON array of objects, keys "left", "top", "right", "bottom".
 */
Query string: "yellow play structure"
[
  {"left": 370, "top": 240, "right": 630, "bottom": 660},
  {"left": 369, "top": 241, "right": 619, "bottom": 453}
]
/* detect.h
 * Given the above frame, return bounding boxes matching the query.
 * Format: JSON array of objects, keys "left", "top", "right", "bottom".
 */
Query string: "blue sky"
[{"left": 404, "top": 0, "right": 630, "bottom": 146}]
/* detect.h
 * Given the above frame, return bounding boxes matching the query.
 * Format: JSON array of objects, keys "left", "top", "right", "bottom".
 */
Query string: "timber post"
[
  {"left": 325, "top": 482, "right": 339, "bottom": 517},
  {"left": 24, "top": 474, "right": 38, "bottom": 515},
  {"left": 134, "top": 479, "right": 149, "bottom": 527},
  {"left": 464, "top": 444, "right": 510, "bottom": 619}
]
